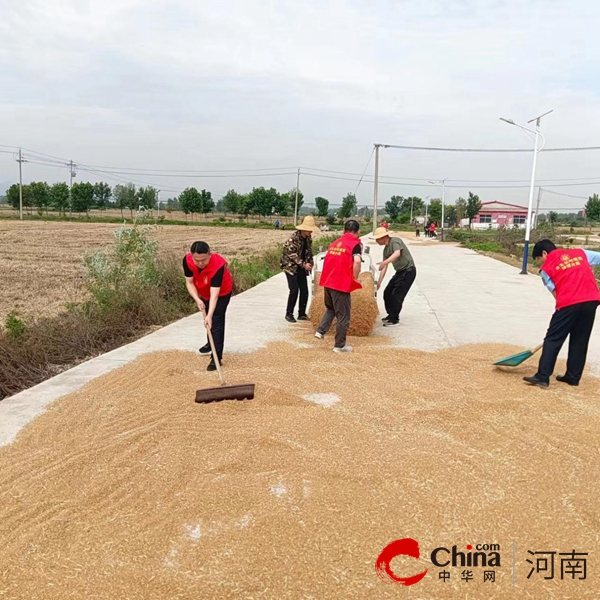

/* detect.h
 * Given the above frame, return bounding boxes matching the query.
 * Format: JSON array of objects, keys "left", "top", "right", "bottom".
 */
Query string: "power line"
[
  {"left": 353, "top": 148, "right": 375, "bottom": 195},
  {"left": 378, "top": 143, "right": 600, "bottom": 153}
]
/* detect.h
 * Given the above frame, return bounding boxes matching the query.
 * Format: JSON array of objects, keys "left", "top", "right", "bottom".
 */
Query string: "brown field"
[{"left": 0, "top": 221, "right": 296, "bottom": 322}]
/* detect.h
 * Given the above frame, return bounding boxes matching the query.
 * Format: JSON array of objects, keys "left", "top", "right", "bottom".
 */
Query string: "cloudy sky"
[{"left": 1, "top": 0, "right": 599, "bottom": 212}]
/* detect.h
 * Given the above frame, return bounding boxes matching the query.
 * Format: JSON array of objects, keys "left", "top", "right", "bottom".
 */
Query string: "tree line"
[{"left": 2, "top": 180, "right": 361, "bottom": 221}]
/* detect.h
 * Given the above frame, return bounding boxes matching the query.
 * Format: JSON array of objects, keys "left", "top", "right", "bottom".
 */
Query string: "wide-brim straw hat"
[
  {"left": 296, "top": 215, "right": 320, "bottom": 232},
  {"left": 373, "top": 226, "right": 391, "bottom": 240}
]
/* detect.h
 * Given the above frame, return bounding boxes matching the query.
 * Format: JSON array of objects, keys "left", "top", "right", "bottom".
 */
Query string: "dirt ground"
[
  {"left": 1, "top": 332, "right": 599, "bottom": 599},
  {"left": 0, "top": 221, "right": 292, "bottom": 322}
]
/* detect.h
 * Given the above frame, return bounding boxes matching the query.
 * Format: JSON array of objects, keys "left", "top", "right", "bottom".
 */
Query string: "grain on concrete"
[{"left": 1, "top": 338, "right": 599, "bottom": 599}]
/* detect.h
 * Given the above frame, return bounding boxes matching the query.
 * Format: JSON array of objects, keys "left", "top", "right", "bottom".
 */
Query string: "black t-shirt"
[
  {"left": 352, "top": 243, "right": 362, "bottom": 256},
  {"left": 183, "top": 258, "right": 225, "bottom": 287}
]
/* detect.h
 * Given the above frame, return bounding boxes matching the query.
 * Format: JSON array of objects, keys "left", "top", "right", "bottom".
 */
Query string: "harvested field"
[
  {"left": 309, "top": 271, "right": 379, "bottom": 336},
  {"left": 1, "top": 337, "right": 600, "bottom": 599},
  {"left": 0, "top": 221, "right": 297, "bottom": 321}
]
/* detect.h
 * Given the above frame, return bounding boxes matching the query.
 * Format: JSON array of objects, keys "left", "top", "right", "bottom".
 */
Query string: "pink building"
[{"left": 470, "top": 201, "right": 529, "bottom": 229}]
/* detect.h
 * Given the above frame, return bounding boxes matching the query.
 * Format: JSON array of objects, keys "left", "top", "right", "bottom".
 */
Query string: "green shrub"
[{"left": 4, "top": 313, "right": 26, "bottom": 339}]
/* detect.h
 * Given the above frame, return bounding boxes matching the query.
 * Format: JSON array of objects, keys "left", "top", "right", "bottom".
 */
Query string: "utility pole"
[
  {"left": 441, "top": 180, "right": 446, "bottom": 242},
  {"left": 373, "top": 144, "right": 380, "bottom": 234},
  {"left": 17, "top": 148, "right": 25, "bottom": 220},
  {"left": 410, "top": 197, "right": 414, "bottom": 224},
  {"left": 533, "top": 187, "right": 543, "bottom": 228},
  {"left": 156, "top": 189, "right": 161, "bottom": 218},
  {"left": 294, "top": 168, "right": 300, "bottom": 226},
  {"left": 69, "top": 160, "right": 76, "bottom": 219}
]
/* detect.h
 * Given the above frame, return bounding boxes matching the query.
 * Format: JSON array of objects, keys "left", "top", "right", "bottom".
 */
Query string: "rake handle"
[
  {"left": 201, "top": 305, "right": 226, "bottom": 387},
  {"left": 531, "top": 343, "right": 544, "bottom": 356}
]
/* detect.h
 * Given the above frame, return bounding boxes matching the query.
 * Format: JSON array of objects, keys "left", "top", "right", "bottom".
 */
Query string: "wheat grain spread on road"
[{"left": 1, "top": 333, "right": 600, "bottom": 599}]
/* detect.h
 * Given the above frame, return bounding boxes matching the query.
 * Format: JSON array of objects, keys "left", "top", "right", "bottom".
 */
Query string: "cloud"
[{"left": 0, "top": 0, "right": 599, "bottom": 210}]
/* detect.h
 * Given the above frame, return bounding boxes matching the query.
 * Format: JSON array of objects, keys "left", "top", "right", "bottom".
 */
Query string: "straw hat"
[
  {"left": 296, "top": 215, "right": 319, "bottom": 232},
  {"left": 373, "top": 226, "right": 391, "bottom": 240}
]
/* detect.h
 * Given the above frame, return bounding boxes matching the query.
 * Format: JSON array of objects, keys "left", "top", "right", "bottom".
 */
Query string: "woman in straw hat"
[{"left": 280, "top": 215, "right": 320, "bottom": 323}]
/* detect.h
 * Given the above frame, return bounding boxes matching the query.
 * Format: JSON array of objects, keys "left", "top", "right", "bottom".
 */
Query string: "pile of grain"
[
  {"left": 308, "top": 271, "right": 379, "bottom": 336},
  {"left": 1, "top": 341, "right": 600, "bottom": 598}
]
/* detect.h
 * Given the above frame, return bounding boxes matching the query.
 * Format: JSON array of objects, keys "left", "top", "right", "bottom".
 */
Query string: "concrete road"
[{"left": 1, "top": 233, "right": 599, "bottom": 447}]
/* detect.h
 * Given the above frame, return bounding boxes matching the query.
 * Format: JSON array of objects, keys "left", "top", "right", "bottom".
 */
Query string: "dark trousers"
[
  {"left": 285, "top": 270, "right": 309, "bottom": 317},
  {"left": 536, "top": 300, "right": 598, "bottom": 384},
  {"left": 202, "top": 293, "right": 231, "bottom": 361},
  {"left": 317, "top": 288, "right": 351, "bottom": 348},
  {"left": 383, "top": 267, "right": 416, "bottom": 323}
]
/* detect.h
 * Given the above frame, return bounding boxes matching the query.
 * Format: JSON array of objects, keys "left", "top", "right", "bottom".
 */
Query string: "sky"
[{"left": 1, "top": 0, "right": 599, "bottom": 212}]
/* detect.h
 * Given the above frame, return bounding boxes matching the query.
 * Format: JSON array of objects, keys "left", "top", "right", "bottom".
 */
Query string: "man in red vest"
[
  {"left": 315, "top": 220, "right": 362, "bottom": 352},
  {"left": 183, "top": 241, "right": 233, "bottom": 371},
  {"left": 524, "top": 239, "right": 600, "bottom": 388}
]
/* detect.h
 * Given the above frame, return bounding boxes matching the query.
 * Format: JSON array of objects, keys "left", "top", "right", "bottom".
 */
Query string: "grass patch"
[{"left": 0, "top": 228, "right": 337, "bottom": 400}]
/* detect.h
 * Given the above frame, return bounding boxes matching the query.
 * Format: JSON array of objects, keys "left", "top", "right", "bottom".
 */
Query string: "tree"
[
  {"left": 50, "top": 182, "right": 70, "bottom": 215},
  {"left": 29, "top": 181, "right": 51, "bottom": 214},
  {"left": 455, "top": 197, "right": 467, "bottom": 223},
  {"left": 338, "top": 193, "right": 358, "bottom": 219},
  {"left": 282, "top": 188, "right": 304, "bottom": 215},
  {"left": 6, "top": 183, "right": 31, "bottom": 212},
  {"left": 246, "top": 187, "right": 280, "bottom": 217},
  {"left": 428, "top": 199, "right": 442, "bottom": 224},
  {"left": 93, "top": 182, "right": 112, "bottom": 212},
  {"left": 178, "top": 187, "right": 202, "bottom": 220},
  {"left": 585, "top": 193, "right": 600, "bottom": 222},
  {"left": 445, "top": 204, "right": 457, "bottom": 227},
  {"left": 385, "top": 196, "right": 402, "bottom": 221},
  {"left": 198, "top": 189, "right": 215, "bottom": 218},
  {"left": 223, "top": 189, "right": 246, "bottom": 215},
  {"left": 549, "top": 211, "right": 558, "bottom": 224},
  {"left": 315, "top": 197, "right": 329, "bottom": 217},
  {"left": 466, "top": 192, "right": 482, "bottom": 226},
  {"left": 403, "top": 197, "right": 424, "bottom": 218},
  {"left": 113, "top": 183, "right": 137, "bottom": 218},
  {"left": 70, "top": 182, "right": 94, "bottom": 215},
  {"left": 136, "top": 186, "right": 158, "bottom": 211}
]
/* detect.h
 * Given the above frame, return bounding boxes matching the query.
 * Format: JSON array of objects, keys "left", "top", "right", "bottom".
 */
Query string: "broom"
[{"left": 195, "top": 313, "right": 255, "bottom": 403}]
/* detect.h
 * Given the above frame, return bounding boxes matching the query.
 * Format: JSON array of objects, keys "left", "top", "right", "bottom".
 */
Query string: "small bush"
[{"left": 5, "top": 313, "right": 26, "bottom": 339}]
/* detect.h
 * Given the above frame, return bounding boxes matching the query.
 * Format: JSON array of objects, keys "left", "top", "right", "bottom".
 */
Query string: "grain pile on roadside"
[
  {"left": 1, "top": 340, "right": 600, "bottom": 599},
  {"left": 308, "top": 271, "right": 379, "bottom": 336}
]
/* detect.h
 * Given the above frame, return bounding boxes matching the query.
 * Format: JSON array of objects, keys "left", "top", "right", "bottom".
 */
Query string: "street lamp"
[
  {"left": 429, "top": 179, "right": 447, "bottom": 241},
  {"left": 500, "top": 110, "right": 552, "bottom": 274}
]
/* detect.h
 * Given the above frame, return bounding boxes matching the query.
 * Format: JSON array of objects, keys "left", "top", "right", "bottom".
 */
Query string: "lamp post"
[
  {"left": 500, "top": 110, "right": 552, "bottom": 274},
  {"left": 429, "top": 180, "right": 447, "bottom": 241}
]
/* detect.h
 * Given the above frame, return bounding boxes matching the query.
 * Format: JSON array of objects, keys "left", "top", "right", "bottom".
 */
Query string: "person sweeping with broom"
[
  {"left": 183, "top": 241, "right": 233, "bottom": 372},
  {"left": 523, "top": 239, "right": 600, "bottom": 388},
  {"left": 314, "top": 219, "right": 362, "bottom": 352}
]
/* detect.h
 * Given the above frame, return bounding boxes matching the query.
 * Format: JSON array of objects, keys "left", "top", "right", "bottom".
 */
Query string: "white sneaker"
[
  {"left": 333, "top": 345, "right": 353, "bottom": 353},
  {"left": 314, "top": 332, "right": 324, "bottom": 340}
]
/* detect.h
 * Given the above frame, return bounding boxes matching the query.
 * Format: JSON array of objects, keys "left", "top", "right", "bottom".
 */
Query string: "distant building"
[{"left": 471, "top": 201, "right": 529, "bottom": 230}]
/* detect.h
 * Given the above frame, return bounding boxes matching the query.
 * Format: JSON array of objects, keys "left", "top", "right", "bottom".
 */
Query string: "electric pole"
[
  {"left": 294, "top": 167, "right": 300, "bottom": 226},
  {"left": 373, "top": 144, "right": 381, "bottom": 234},
  {"left": 534, "top": 187, "right": 543, "bottom": 228},
  {"left": 69, "top": 160, "right": 76, "bottom": 219},
  {"left": 17, "top": 148, "right": 25, "bottom": 220}
]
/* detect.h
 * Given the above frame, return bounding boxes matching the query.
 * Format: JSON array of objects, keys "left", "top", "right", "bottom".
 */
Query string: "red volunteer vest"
[
  {"left": 185, "top": 252, "right": 233, "bottom": 301},
  {"left": 541, "top": 248, "right": 600, "bottom": 310},
  {"left": 319, "top": 233, "right": 362, "bottom": 293}
]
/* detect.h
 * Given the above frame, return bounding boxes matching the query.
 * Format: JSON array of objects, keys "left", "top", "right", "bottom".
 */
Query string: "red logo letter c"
[{"left": 375, "top": 538, "right": 428, "bottom": 586}]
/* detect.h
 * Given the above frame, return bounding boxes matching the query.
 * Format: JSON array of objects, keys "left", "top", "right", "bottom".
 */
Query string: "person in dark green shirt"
[{"left": 373, "top": 227, "right": 417, "bottom": 326}]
